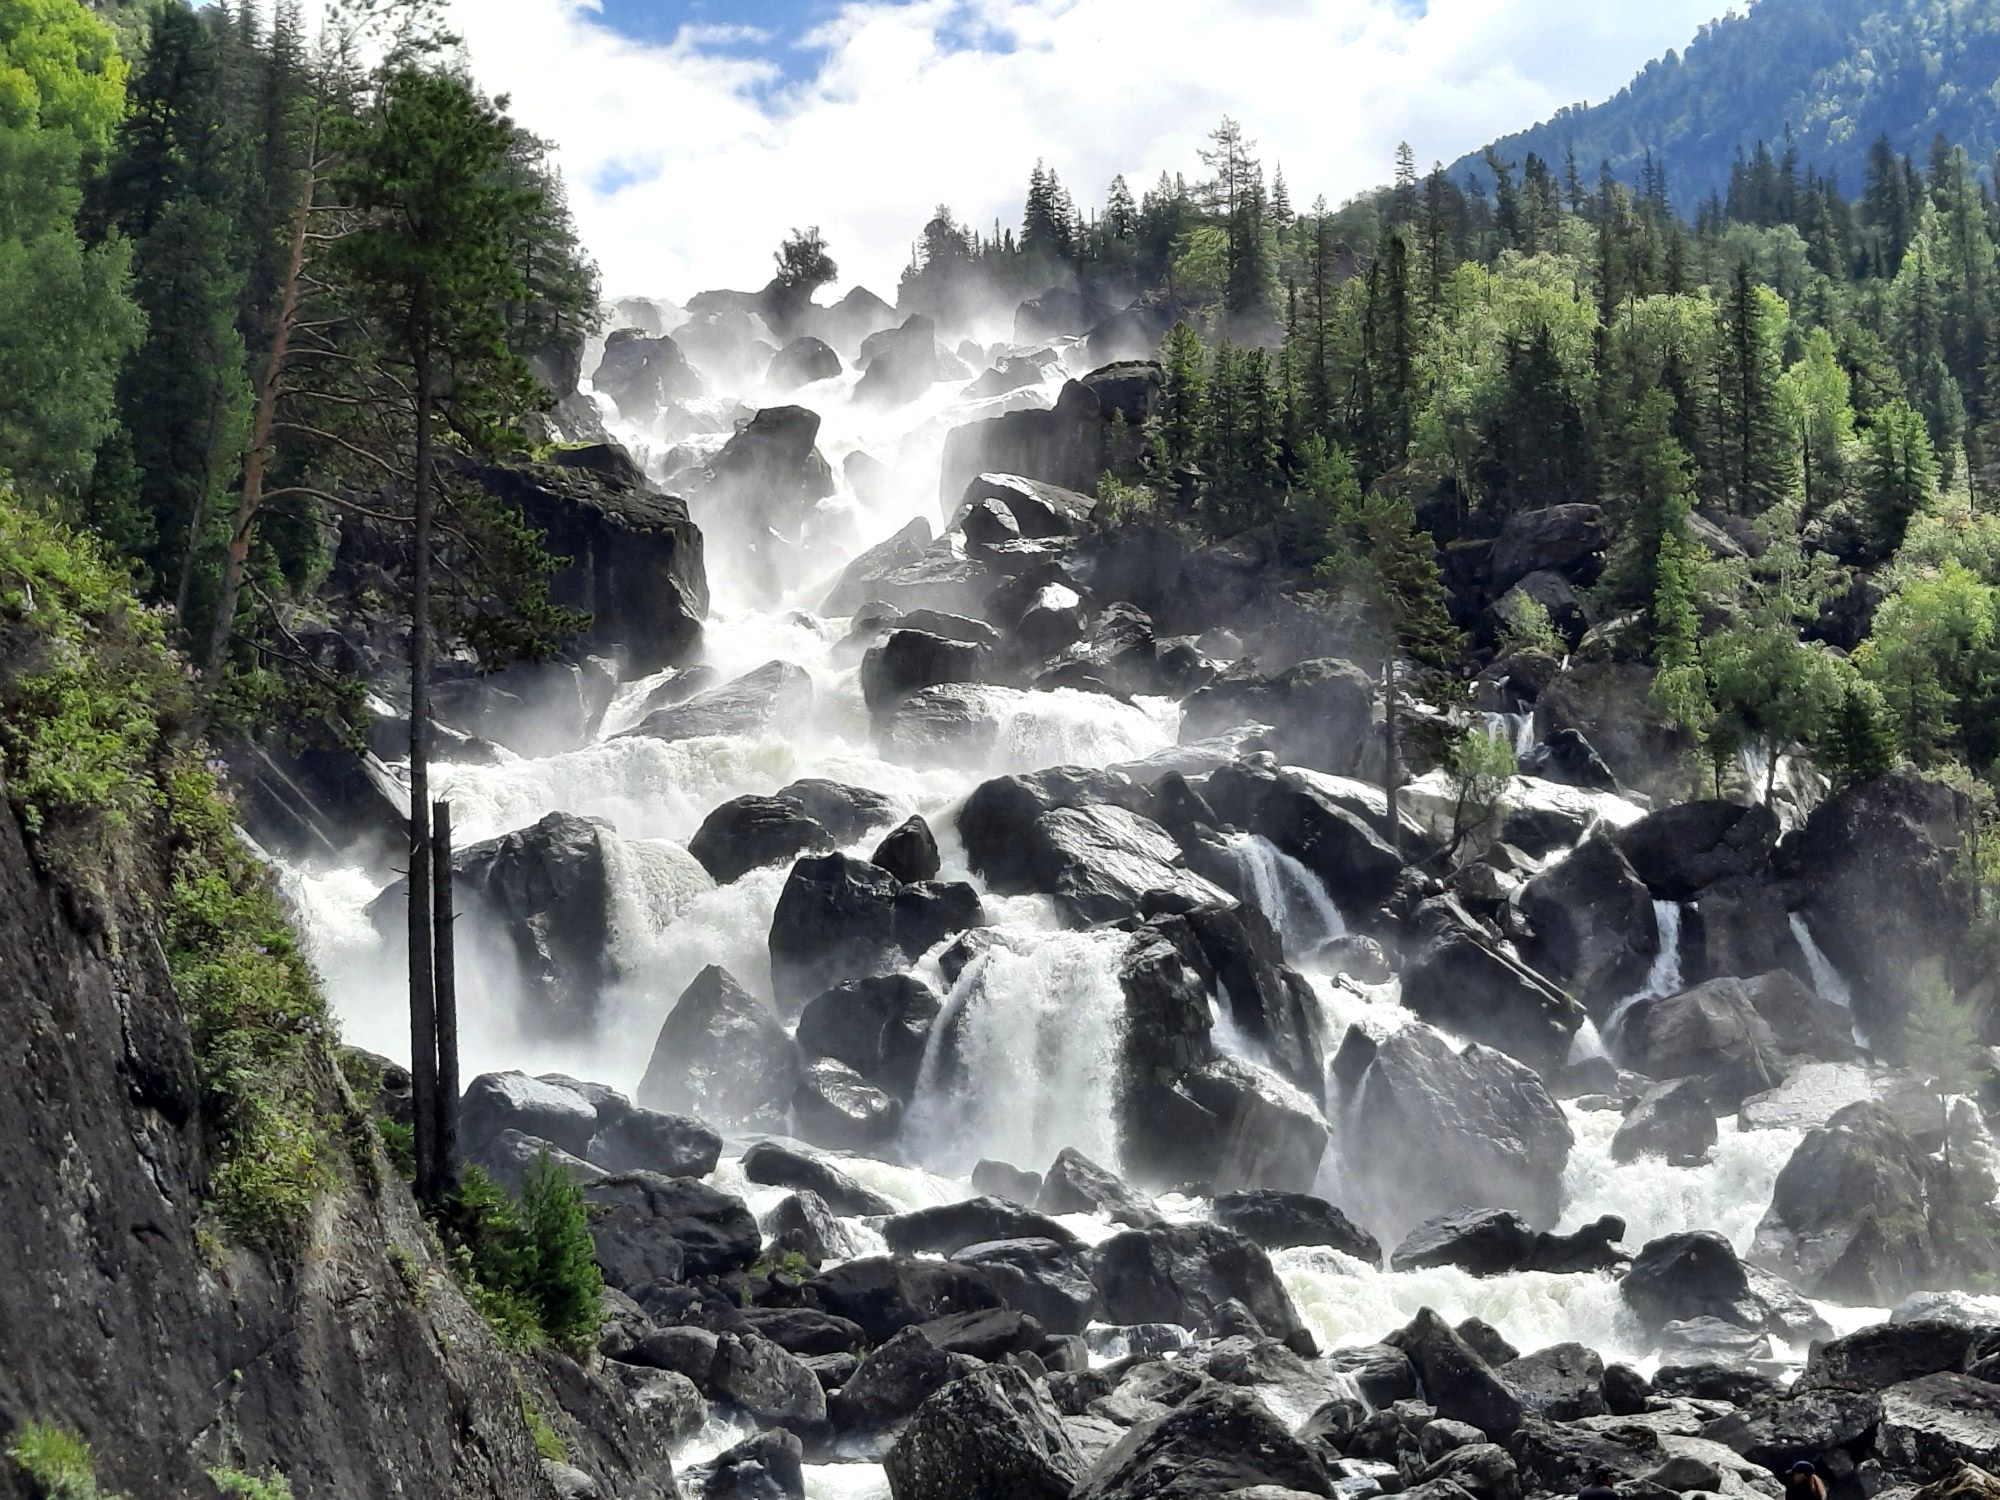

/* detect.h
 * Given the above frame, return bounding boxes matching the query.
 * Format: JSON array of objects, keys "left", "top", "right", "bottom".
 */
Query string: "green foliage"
[
  {"left": 1442, "top": 727, "right": 1517, "bottom": 859},
  {"left": 207, "top": 1466, "right": 294, "bottom": 1500},
  {"left": 0, "top": 0, "right": 129, "bottom": 149},
  {"left": 1857, "top": 557, "right": 1999, "bottom": 766},
  {"left": 7, "top": 1421, "right": 116, "bottom": 1500},
  {"left": 1496, "top": 591, "right": 1564, "bottom": 658},
  {"left": 1904, "top": 969, "right": 1990, "bottom": 1105},
  {"left": 441, "top": 1158, "right": 603, "bottom": 1351},
  {"left": 0, "top": 494, "right": 336, "bottom": 1251},
  {"left": 1858, "top": 399, "right": 1942, "bottom": 556},
  {"left": 1817, "top": 678, "right": 1899, "bottom": 785}
]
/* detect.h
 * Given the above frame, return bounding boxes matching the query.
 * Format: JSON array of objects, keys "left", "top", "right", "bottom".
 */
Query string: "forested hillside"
[{"left": 1460, "top": 0, "right": 2000, "bottom": 212}]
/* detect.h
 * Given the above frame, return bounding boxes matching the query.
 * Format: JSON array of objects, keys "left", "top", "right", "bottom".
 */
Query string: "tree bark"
[
  {"left": 407, "top": 347, "right": 438, "bottom": 1207},
  {"left": 203, "top": 129, "right": 318, "bottom": 687},
  {"left": 1383, "top": 648, "right": 1402, "bottom": 854},
  {"left": 432, "top": 798, "right": 459, "bottom": 1199}
]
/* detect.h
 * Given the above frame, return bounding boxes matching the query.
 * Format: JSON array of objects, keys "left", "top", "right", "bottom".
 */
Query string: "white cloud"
[{"left": 329, "top": 0, "right": 1731, "bottom": 301}]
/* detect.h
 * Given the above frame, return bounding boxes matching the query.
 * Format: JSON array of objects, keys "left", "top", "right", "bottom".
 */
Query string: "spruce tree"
[{"left": 1711, "top": 263, "right": 1793, "bottom": 514}]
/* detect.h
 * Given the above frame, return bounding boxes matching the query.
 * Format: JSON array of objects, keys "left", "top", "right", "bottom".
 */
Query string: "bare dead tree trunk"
[
  {"left": 203, "top": 126, "right": 320, "bottom": 688},
  {"left": 408, "top": 347, "right": 438, "bottom": 1207},
  {"left": 432, "top": 798, "right": 459, "bottom": 1199},
  {"left": 1383, "top": 649, "right": 1402, "bottom": 854}
]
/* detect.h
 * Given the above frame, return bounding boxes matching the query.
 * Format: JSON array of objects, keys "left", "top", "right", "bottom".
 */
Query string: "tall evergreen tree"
[{"left": 1710, "top": 263, "right": 1793, "bottom": 513}]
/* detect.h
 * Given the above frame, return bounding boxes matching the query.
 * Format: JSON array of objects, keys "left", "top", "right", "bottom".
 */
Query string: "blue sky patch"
[{"left": 588, "top": 0, "right": 861, "bottom": 82}]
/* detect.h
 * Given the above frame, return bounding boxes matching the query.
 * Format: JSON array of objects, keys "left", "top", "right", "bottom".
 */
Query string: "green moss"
[
  {"left": 7, "top": 1422, "right": 119, "bottom": 1500},
  {"left": 0, "top": 492, "right": 338, "bottom": 1254},
  {"left": 520, "top": 1395, "right": 565, "bottom": 1464},
  {"left": 207, "top": 1466, "right": 294, "bottom": 1499}
]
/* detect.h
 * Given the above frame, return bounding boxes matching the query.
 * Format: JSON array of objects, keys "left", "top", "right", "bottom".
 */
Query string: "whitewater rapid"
[{"left": 279, "top": 325, "right": 1887, "bottom": 1499}]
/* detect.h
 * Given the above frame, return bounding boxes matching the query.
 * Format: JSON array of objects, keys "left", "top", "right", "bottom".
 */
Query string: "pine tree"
[
  {"left": 1391, "top": 142, "right": 1418, "bottom": 224},
  {"left": 1858, "top": 398, "right": 1941, "bottom": 555},
  {"left": 1818, "top": 678, "right": 1898, "bottom": 784},
  {"left": 1151, "top": 321, "right": 1208, "bottom": 477},
  {"left": 1711, "top": 263, "right": 1793, "bottom": 514}
]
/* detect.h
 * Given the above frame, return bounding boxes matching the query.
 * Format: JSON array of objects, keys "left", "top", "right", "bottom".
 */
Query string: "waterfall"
[
  {"left": 904, "top": 927, "right": 1133, "bottom": 1177},
  {"left": 1789, "top": 912, "right": 1853, "bottom": 1009},
  {"left": 1232, "top": 833, "right": 1346, "bottom": 956},
  {"left": 1594, "top": 899, "right": 1686, "bottom": 1053},
  {"left": 1483, "top": 710, "right": 1537, "bottom": 759}
]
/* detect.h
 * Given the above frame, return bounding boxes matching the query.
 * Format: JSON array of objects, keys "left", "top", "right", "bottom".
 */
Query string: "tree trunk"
[
  {"left": 407, "top": 352, "right": 438, "bottom": 1207},
  {"left": 203, "top": 136, "right": 317, "bottom": 687},
  {"left": 432, "top": 798, "right": 459, "bottom": 1199},
  {"left": 1383, "top": 649, "right": 1401, "bottom": 854}
]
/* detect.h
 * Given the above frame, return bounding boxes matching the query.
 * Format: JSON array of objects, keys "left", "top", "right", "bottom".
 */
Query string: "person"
[
  {"left": 1580, "top": 1466, "right": 1620, "bottom": 1500},
  {"left": 1786, "top": 1461, "right": 1828, "bottom": 1500}
]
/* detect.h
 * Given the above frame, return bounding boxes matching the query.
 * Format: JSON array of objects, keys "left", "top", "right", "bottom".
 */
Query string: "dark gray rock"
[
  {"left": 637, "top": 965, "right": 803, "bottom": 1129},
  {"left": 1800, "top": 1321, "right": 1984, "bottom": 1393},
  {"left": 710, "top": 1332, "right": 828, "bottom": 1430},
  {"left": 624, "top": 660, "right": 814, "bottom": 743},
  {"left": 794, "top": 974, "right": 939, "bottom": 1101},
  {"left": 774, "top": 779, "right": 902, "bottom": 844},
  {"left": 741, "top": 1139, "right": 895, "bottom": 1217},
  {"left": 1342, "top": 1024, "right": 1574, "bottom": 1230},
  {"left": 700, "top": 1429, "right": 804, "bottom": 1500},
  {"left": 767, "top": 1190, "right": 855, "bottom": 1267},
  {"left": 1611, "top": 801, "right": 1779, "bottom": 901},
  {"left": 1213, "top": 1192, "right": 1382, "bottom": 1263},
  {"left": 1620, "top": 1231, "right": 1753, "bottom": 1332},
  {"left": 1399, "top": 920, "right": 1585, "bottom": 1075},
  {"left": 871, "top": 816, "right": 940, "bottom": 884},
  {"left": 884, "top": 1198, "right": 1082, "bottom": 1256},
  {"left": 1490, "top": 505, "right": 1607, "bottom": 593},
  {"left": 1182, "top": 660, "right": 1378, "bottom": 778},
  {"left": 1391, "top": 1209, "right": 1537, "bottom": 1277},
  {"left": 972, "top": 1159, "right": 1043, "bottom": 1202},
  {"left": 593, "top": 330, "right": 704, "bottom": 420},
  {"left": 1518, "top": 833, "right": 1658, "bottom": 1014},
  {"left": 1074, "top": 1381, "right": 1336, "bottom": 1499},
  {"left": 804, "top": 1256, "right": 1007, "bottom": 1345},
  {"left": 1617, "top": 975, "right": 1788, "bottom": 1110},
  {"left": 768, "top": 852, "right": 982, "bottom": 1009},
  {"left": 862, "top": 630, "right": 992, "bottom": 714},
  {"left": 953, "top": 1238, "right": 1098, "bottom": 1334},
  {"left": 689, "top": 796, "right": 833, "bottom": 884},
  {"left": 1498, "top": 1344, "right": 1606, "bottom": 1422},
  {"left": 768, "top": 335, "right": 841, "bottom": 389},
  {"left": 791, "top": 1058, "right": 902, "bottom": 1150},
  {"left": 886, "top": 1364, "right": 1083, "bottom": 1500},
  {"left": 1090, "top": 1223, "right": 1306, "bottom": 1341},
  {"left": 1327, "top": 1346, "right": 1420, "bottom": 1408},
  {"left": 461, "top": 1070, "right": 601, "bottom": 1159},
  {"left": 830, "top": 1325, "right": 979, "bottom": 1433},
  {"left": 1384, "top": 1308, "right": 1524, "bottom": 1438},
  {"left": 466, "top": 1129, "right": 604, "bottom": 1196},
  {"left": 737, "top": 1307, "right": 867, "bottom": 1357},
  {"left": 1876, "top": 1374, "right": 2000, "bottom": 1479},
  {"left": 1519, "top": 730, "right": 1618, "bottom": 792},
  {"left": 1610, "top": 1079, "right": 1717, "bottom": 1167},
  {"left": 585, "top": 1172, "right": 761, "bottom": 1293},
  {"left": 586, "top": 1107, "right": 723, "bottom": 1179},
  {"left": 1037, "top": 1147, "right": 1162, "bottom": 1228}
]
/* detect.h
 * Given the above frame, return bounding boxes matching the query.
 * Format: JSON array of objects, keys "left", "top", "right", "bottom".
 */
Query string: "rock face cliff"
[{"left": 0, "top": 785, "right": 635, "bottom": 1500}]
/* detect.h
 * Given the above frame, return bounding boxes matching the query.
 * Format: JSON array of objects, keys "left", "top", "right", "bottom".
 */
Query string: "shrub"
[
  {"left": 8, "top": 1422, "right": 114, "bottom": 1500},
  {"left": 441, "top": 1156, "right": 603, "bottom": 1350},
  {"left": 207, "top": 1467, "right": 294, "bottom": 1500}
]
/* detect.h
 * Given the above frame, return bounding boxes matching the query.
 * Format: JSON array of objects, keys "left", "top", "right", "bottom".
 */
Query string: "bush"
[
  {"left": 442, "top": 1156, "right": 603, "bottom": 1350},
  {"left": 7, "top": 1422, "right": 116, "bottom": 1500},
  {"left": 207, "top": 1467, "right": 294, "bottom": 1500}
]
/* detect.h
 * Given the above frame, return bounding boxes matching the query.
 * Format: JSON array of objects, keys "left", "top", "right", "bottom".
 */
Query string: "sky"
[{"left": 346, "top": 0, "right": 1740, "bottom": 301}]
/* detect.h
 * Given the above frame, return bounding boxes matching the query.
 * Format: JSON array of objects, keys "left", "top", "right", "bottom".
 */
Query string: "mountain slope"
[{"left": 1458, "top": 0, "right": 2000, "bottom": 208}]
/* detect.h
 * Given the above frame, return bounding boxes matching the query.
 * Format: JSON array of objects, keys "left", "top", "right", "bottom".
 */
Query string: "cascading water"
[
  {"left": 273, "top": 300, "right": 1899, "bottom": 1497},
  {"left": 1572, "top": 899, "right": 1685, "bottom": 1061},
  {"left": 1790, "top": 911, "right": 1854, "bottom": 1008}
]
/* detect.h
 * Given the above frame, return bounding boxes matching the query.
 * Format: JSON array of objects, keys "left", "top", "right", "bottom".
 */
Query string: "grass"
[
  {"left": 7, "top": 1422, "right": 118, "bottom": 1500},
  {"left": 206, "top": 1467, "right": 294, "bottom": 1499},
  {"left": 520, "top": 1395, "right": 566, "bottom": 1464},
  {"left": 0, "top": 493, "right": 338, "bottom": 1255}
]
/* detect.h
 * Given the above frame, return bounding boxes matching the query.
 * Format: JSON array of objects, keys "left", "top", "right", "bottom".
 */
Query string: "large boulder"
[
  {"left": 794, "top": 974, "right": 939, "bottom": 1101},
  {"left": 1342, "top": 1024, "right": 1574, "bottom": 1230},
  {"left": 1610, "top": 1079, "right": 1717, "bottom": 1167},
  {"left": 861, "top": 630, "right": 993, "bottom": 714},
  {"left": 938, "top": 379, "right": 1105, "bottom": 505},
  {"left": 1748, "top": 1101, "right": 1977, "bottom": 1304},
  {"left": 1213, "top": 1191, "right": 1382, "bottom": 1263},
  {"left": 710, "top": 1332, "right": 827, "bottom": 1431},
  {"left": 774, "top": 778, "right": 901, "bottom": 843},
  {"left": 855, "top": 314, "right": 964, "bottom": 407},
  {"left": 1189, "top": 1055, "right": 1332, "bottom": 1196},
  {"left": 1231, "top": 772, "right": 1408, "bottom": 917},
  {"left": 1037, "top": 1147, "right": 1162, "bottom": 1228},
  {"left": 1611, "top": 801, "right": 1779, "bottom": 902},
  {"left": 1074, "top": 1382, "right": 1337, "bottom": 1499},
  {"left": 636, "top": 966, "right": 803, "bottom": 1129},
  {"left": 584, "top": 1172, "right": 761, "bottom": 1293},
  {"left": 821, "top": 517, "right": 935, "bottom": 616},
  {"left": 1499, "top": 1344, "right": 1606, "bottom": 1423},
  {"left": 471, "top": 449, "right": 706, "bottom": 672},
  {"left": 587, "top": 1107, "right": 723, "bottom": 1179},
  {"left": 830, "top": 1326, "right": 979, "bottom": 1433},
  {"left": 1619, "top": 971, "right": 1849, "bottom": 1108},
  {"left": 1799, "top": 1321, "right": 1986, "bottom": 1393},
  {"left": 689, "top": 796, "right": 833, "bottom": 884},
  {"left": 460, "top": 1070, "right": 601, "bottom": 1159},
  {"left": 1620, "top": 1231, "right": 1756, "bottom": 1332},
  {"left": 1089, "top": 1223, "right": 1306, "bottom": 1342},
  {"left": 1176, "top": 902, "right": 1327, "bottom": 1100},
  {"left": 767, "top": 335, "right": 841, "bottom": 390},
  {"left": 872, "top": 816, "right": 941, "bottom": 885},
  {"left": 1181, "top": 660, "right": 1378, "bottom": 778},
  {"left": 1033, "top": 804, "right": 1232, "bottom": 927},
  {"left": 1877, "top": 1377, "right": 2000, "bottom": 1479},
  {"left": 767, "top": 853, "right": 982, "bottom": 1009},
  {"left": 1386, "top": 1307, "right": 1525, "bottom": 1438},
  {"left": 885, "top": 1199, "right": 1081, "bottom": 1257},
  {"left": 804, "top": 1256, "right": 1006, "bottom": 1345},
  {"left": 885, "top": 1365, "right": 1083, "bottom": 1500},
  {"left": 1399, "top": 920, "right": 1586, "bottom": 1074},
  {"left": 701, "top": 405, "right": 835, "bottom": 526},
  {"left": 1391, "top": 1209, "right": 1538, "bottom": 1277},
  {"left": 1779, "top": 770, "right": 1970, "bottom": 1045},
  {"left": 952, "top": 473, "right": 1095, "bottom": 540},
  {"left": 791, "top": 1059, "right": 902, "bottom": 1150},
  {"left": 1490, "top": 505, "right": 1608, "bottom": 594},
  {"left": 592, "top": 329, "right": 704, "bottom": 420},
  {"left": 741, "top": 1140, "right": 895, "bottom": 1217},
  {"left": 953, "top": 1238, "right": 1099, "bottom": 1334},
  {"left": 1517, "top": 834, "right": 1659, "bottom": 1015},
  {"left": 957, "top": 768, "right": 1151, "bottom": 891},
  {"left": 623, "top": 660, "right": 814, "bottom": 743}
]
